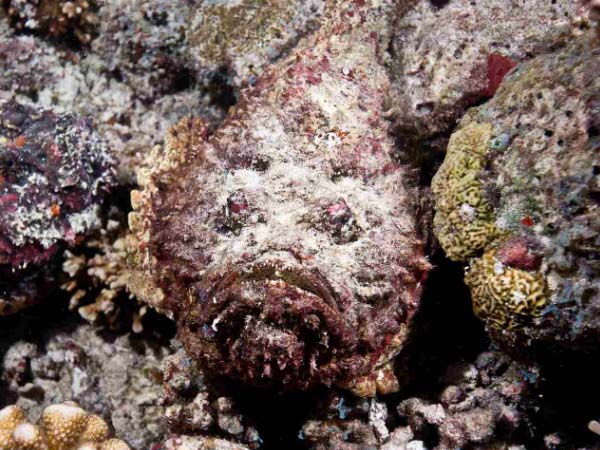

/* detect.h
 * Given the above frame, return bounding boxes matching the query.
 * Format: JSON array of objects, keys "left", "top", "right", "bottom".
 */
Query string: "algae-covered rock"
[
  {"left": 0, "top": 101, "right": 115, "bottom": 315},
  {"left": 432, "top": 31, "right": 600, "bottom": 355},
  {"left": 389, "top": 0, "right": 578, "bottom": 144},
  {"left": 186, "top": 0, "right": 325, "bottom": 88}
]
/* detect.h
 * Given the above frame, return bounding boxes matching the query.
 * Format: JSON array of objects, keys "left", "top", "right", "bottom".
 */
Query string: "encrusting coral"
[
  {"left": 0, "top": 100, "right": 115, "bottom": 315},
  {"left": 431, "top": 30, "right": 599, "bottom": 353},
  {"left": 129, "top": 0, "right": 430, "bottom": 395},
  {"left": 0, "top": 402, "right": 130, "bottom": 449}
]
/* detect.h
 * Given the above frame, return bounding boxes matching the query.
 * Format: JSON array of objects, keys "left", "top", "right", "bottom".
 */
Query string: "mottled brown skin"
[
  {"left": 130, "top": 0, "right": 429, "bottom": 392},
  {"left": 0, "top": 101, "right": 115, "bottom": 315}
]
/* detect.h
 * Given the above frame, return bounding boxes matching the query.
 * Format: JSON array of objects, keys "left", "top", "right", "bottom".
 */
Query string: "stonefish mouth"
[{"left": 177, "top": 262, "right": 409, "bottom": 390}]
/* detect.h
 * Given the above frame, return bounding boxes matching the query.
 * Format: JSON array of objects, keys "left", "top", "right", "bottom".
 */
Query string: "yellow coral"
[
  {"left": 0, "top": 402, "right": 130, "bottom": 450},
  {"left": 431, "top": 122, "right": 501, "bottom": 260},
  {"left": 465, "top": 249, "right": 547, "bottom": 330}
]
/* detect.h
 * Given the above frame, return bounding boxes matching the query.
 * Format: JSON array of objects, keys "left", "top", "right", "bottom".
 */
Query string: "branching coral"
[
  {"left": 129, "top": 0, "right": 430, "bottom": 394},
  {"left": 0, "top": 402, "right": 130, "bottom": 449}
]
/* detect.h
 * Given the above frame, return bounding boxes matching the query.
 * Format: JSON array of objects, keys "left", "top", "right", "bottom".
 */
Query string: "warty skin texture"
[
  {"left": 130, "top": 0, "right": 430, "bottom": 395},
  {"left": 0, "top": 101, "right": 115, "bottom": 315}
]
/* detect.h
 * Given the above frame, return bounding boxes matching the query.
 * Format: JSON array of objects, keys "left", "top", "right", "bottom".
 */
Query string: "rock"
[
  {"left": 431, "top": 31, "right": 600, "bottom": 355},
  {"left": 388, "top": 0, "right": 578, "bottom": 165}
]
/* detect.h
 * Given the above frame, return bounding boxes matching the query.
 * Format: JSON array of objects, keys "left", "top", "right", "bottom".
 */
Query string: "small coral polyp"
[
  {"left": 0, "top": 402, "right": 130, "bottom": 450},
  {"left": 129, "top": 0, "right": 430, "bottom": 395}
]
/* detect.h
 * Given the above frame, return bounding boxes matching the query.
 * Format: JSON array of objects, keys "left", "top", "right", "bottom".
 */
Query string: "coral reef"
[
  {"left": 389, "top": 0, "right": 578, "bottom": 145},
  {"left": 0, "top": 402, "right": 130, "bottom": 449},
  {"left": 0, "top": 0, "right": 326, "bottom": 181},
  {"left": 1, "top": 322, "right": 169, "bottom": 449},
  {"left": 186, "top": 0, "right": 325, "bottom": 88},
  {"left": 431, "top": 31, "right": 600, "bottom": 353},
  {"left": 2, "top": 0, "right": 98, "bottom": 44},
  {"left": 160, "top": 348, "right": 261, "bottom": 449},
  {"left": 0, "top": 1, "right": 599, "bottom": 449},
  {"left": 300, "top": 351, "right": 534, "bottom": 449},
  {"left": 0, "top": 100, "right": 115, "bottom": 315},
  {"left": 129, "top": 0, "right": 430, "bottom": 393}
]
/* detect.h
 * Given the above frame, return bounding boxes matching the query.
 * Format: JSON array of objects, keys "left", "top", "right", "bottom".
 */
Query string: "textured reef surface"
[
  {"left": 431, "top": 31, "right": 600, "bottom": 357},
  {"left": 0, "top": 0, "right": 599, "bottom": 449}
]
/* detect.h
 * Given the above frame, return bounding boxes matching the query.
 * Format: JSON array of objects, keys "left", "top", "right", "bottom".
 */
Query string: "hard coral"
[
  {"left": 0, "top": 100, "right": 115, "bottom": 315},
  {"left": 129, "top": 0, "right": 430, "bottom": 394},
  {"left": 1, "top": 323, "right": 168, "bottom": 449},
  {"left": 431, "top": 32, "right": 600, "bottom": 354},
  {"left": 2, "top": 0, "right": 98, "bottom": 44},
  {"left": 431, "top": 122, "right": 500, "bottom": 261},
  {"left": 465, "top": 248, "right": 547, "bottom": 330},
  {"left": 0, "top": 402, "right": 130, "bottom": 449}
]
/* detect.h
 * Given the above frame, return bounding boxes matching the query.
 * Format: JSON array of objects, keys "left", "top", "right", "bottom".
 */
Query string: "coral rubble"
[
  {"left": 160, "top": 348, "right": 261, "bottom": 449},
  {"left": 0, "top": 100, "right": 115, "bottom": 315},
  {"left": 1, "top": 323, "right": 168, "bottom": 448},
  {"left": 129, "top": 0, "right": 430, "bottom": 394},
  {"left": 432, "top": 31, "right": 600, "bottom": 354},
  {"left": 300, "top": 351, "right": 535, "bottom": 449}
]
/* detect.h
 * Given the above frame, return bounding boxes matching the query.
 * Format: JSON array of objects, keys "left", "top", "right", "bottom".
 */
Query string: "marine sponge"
[
  {"left": 0, "top": 100, "right": 115, "bottom": 315},
  {"left": 129, "top": 0, "right": 430, "bottom": 394},
  {"left": 431, "top": 122, "right": 501, "bottom": 261},
  {"left": 0, "top": 402, "right": 130, "bottom": 450},
  {"left": 431, "top": 32, "right": 600, "bottom": 354},
  {"left": 2, "top": 0, "right": 98, "bottom": 43}
]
